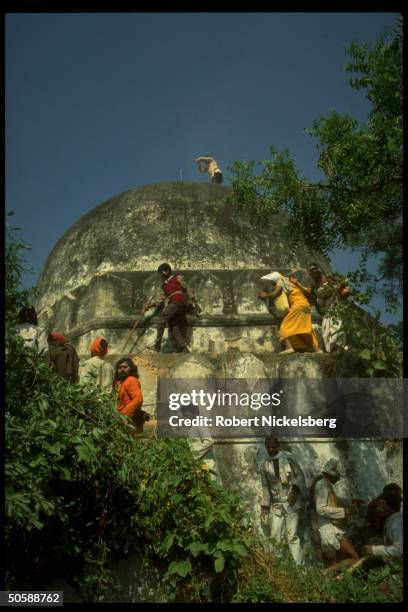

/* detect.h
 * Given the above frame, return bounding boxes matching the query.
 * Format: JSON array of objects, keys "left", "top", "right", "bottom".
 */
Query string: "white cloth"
[
  {"left": 260, "top": 272, "right": 292, "bottom": 294},
  {"left": 16, "top": 322, "right": 48, "bottom": 354},
  {"left": 189, "top": 436, "right": 214, "bottom": 460},
  {"left": 78, "top": 356, "right": 114, "bottom": 392},
  {"left": 260, "top": 451, "right": 306, "bottom": 564},
  {"left": 262, "top": 504, "right": 303, "bottom": 564},
  {"left": 371, "top": 512, "right": 403, "bottom": 560},
  {"left": 261, "top": 271, "right": 282, "bottom": 282},
  {"left": 314, "top": 476, "right": 351, "bottom": 553}
]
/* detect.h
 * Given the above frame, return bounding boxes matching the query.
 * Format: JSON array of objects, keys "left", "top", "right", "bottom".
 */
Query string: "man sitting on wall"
[{"left": 311, "top": 459, "right": 365, "bottom": 574}]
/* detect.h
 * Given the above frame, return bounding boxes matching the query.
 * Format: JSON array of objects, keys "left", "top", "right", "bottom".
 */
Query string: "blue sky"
[{"left": 5, "top": 12, "right": 401, "bottom": 322}]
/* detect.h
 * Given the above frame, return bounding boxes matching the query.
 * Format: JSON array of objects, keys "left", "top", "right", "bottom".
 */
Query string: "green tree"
[
  {"left": 5, "top": 212, "right": 37, "bottom": 325},
  {"left": 229, "top": 18, "right": 402, "bottom": 311}
]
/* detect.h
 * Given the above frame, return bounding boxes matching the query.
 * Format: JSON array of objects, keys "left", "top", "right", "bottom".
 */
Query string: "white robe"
[
  {"left": 260, "top": 451, "right": 306, "bottom": 564},
  {"left": 314, "top": 476, "right": 352, "bottom": 553}
]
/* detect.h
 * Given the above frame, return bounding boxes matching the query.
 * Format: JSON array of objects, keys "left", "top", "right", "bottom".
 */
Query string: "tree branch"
[{"left": 300, "top": 175, "right": 402, "bottom": 195}]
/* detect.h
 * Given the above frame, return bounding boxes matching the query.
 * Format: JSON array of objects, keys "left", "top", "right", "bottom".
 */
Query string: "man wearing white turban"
[
  {"left": 258, "top": 271, "right": 320, "bottom": 354},
  {"left": 311, "top": 459, "right": 365, "bottom": 573}
]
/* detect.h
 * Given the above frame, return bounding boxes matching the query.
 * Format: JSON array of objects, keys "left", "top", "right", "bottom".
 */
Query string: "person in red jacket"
[
  {"left": 144, "top": 263, "right": 193, "bottom": 353},
  {"left": 114, "top": 357, "right": 145, "bottom": 434}
]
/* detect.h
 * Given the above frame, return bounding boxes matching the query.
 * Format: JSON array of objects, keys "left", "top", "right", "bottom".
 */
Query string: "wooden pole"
[{"left": 121, "top": 292, "right": 157, "bottom": 354}]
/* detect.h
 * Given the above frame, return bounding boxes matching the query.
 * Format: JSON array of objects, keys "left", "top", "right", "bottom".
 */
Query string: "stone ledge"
[
  {"left": 69, "top": 313, "right": 323, "bottom": 340},
  {"left": 96, "top": 350, "right": 336, "bottom": 370}
]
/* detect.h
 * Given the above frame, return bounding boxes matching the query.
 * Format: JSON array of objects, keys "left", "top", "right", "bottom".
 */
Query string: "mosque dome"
[{"left": 36, "top": 182, "right": 328, "bottom": 354}]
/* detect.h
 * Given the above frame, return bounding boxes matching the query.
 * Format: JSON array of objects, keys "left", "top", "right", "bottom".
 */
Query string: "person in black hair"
[
  {"left": 16, "top": 305, "right": 48, "bottom": 354},
  {"left": 144, "top": 263, "right": 193, "bottom": 353},
  {"left": 362, "top": 483, "right": 402, "bottom": 543},
  {"left": 113, "top": 357, "right": 148, "bottom": 435}
]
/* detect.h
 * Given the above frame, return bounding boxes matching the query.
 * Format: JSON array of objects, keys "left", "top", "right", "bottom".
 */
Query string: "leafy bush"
[
  {"left": 5, "top": 329, "right": 253, "bottom": 601},
  {"left": 326, "top": 300, "right": 402, "bottom": 378},
  {"left": 5, "top": 340, "right": 250, "bottom": 597}
]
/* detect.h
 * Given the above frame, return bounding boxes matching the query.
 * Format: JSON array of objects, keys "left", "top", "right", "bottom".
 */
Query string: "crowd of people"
[
  {"left": 143, "top": 260, "right": 353, "bottom": 356},
  {"left": 260, "top": 437, "right": 403, "bottom": 573},
  {"left": 138, "top": 260, "right": 353, "bottom": 355},
  {"left": 17, "top": 260, "right": 352, "bottom": 367},
  {"left": 15, "top": 308, "right": 148, "bottom": 436},
  {"left": 13, "top": 298, "right": 403, "bottom": 574}
]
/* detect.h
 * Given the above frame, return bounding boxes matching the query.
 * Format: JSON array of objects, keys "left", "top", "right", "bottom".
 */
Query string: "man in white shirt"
[
  {"left": 79, "top": 337, "right": 114, "bottom": 392},
  {"left": 260, "top": 437, "right": 306, "bottom": 564},
  {"left": 362, "top": 506, "right": 403, "bottom": 562}
]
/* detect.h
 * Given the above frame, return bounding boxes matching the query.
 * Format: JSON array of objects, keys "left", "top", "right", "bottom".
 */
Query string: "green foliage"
[
  {"left": 6, "top": 327, "right": 252, "bottom": 601},
  {"left": 229, "top": 18, "right": 402, "bottom": 310},
  {"left": 327, "top": 561, "right": 403, "bottom": 604},
  {"left": 233, "top": 539, "right": 402, "bottom": 604},
  {"left": 388, "top": 320, "right": 403, "bottom": 347},
  {"left": 318, "top": 262, "right": 402, "bottom": 378},
  {"left": 332, "top": 301, "right": 402, "bottom": 378},
  {"left": 233, "top": 575, "right": 280, "bottom": 603},
  {"left": 6, "top": 332, "right": 251, "bottom": 601},
  {"left": 5, "top": 340, "right": 136, "bottom": 596},
  {"left": 5, "top": 212, "right": 37, "bottom": 325},
  {"left": 124, "top": 436, "right": 253, "bottom": 601}
]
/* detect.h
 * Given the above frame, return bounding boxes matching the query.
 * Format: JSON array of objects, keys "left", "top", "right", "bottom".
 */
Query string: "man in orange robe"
[
  {"left": 258, "top": 272, "right": 319, "bottom": 354},
  {"left": 114, "top": 357, "right": 144, "bottom": 434}
]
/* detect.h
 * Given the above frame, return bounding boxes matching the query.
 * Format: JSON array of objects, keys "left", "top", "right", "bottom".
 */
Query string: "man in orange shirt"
[{"left": 114, "top": 357, "right": 145, "bottom": 434}]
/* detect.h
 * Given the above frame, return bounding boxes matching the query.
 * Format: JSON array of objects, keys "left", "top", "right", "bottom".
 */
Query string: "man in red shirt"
[
  {"left": 145, "top": 263, "right": 191, "bottom": 353},
  {"left": 114, "top": 357, "right": 145, "bottom": 434}
]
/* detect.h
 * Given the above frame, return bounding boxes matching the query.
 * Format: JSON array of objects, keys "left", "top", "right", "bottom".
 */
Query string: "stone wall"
[
  {"left": 37, "top": 268, "right": 326, "bottom": 355},
  {"left": 36, "top": 183, "right": 329, "bottom": 312}
]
